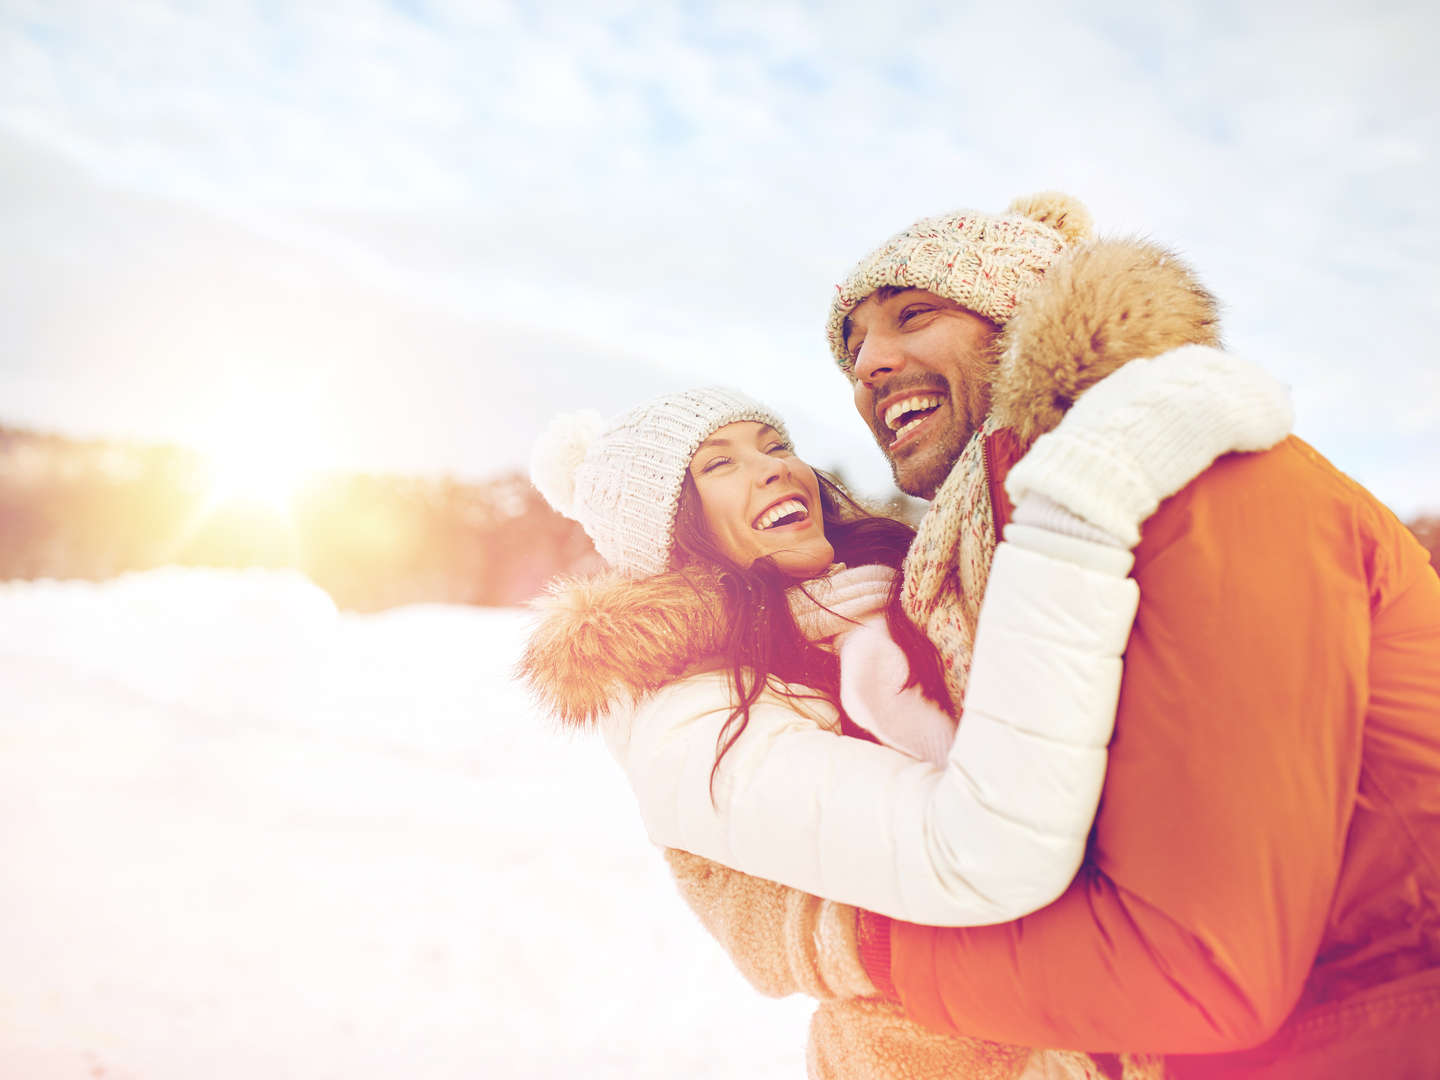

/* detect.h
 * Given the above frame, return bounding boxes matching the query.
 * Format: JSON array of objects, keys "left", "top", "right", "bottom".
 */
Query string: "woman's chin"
[{"left": 771, "top": 538, "right": 837, "bottom": 581}]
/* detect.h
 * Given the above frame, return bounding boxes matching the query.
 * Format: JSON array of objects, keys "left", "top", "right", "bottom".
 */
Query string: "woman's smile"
[{"left": 751, "top": 495, "right": 811, "bottom": 532}]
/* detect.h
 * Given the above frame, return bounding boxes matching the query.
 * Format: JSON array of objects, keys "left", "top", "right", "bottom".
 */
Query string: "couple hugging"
[{"left": 519, "top": 193, "right": 1440, "bottom": 1079}]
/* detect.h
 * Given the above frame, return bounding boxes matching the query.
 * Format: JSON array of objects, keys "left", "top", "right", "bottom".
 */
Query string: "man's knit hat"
[
  {"left": 531, "top": 386, "right": 790, "bottom": 577},
  {"left": 825, "top": 191, "right": 1094, "bottom": 370}
]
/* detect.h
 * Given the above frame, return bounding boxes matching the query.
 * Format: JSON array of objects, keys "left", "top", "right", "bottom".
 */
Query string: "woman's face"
[{"left": 688, "top": 421, "right": 835, "bottom": 579}]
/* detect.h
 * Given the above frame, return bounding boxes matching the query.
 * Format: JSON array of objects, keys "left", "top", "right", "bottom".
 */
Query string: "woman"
[
  {"left": 521, "top": 353, "right": 1287, "bottom": 1080},
  {"left": 520, "top": 375, "right": 1288, "bottom": 1079},
  {"left": 519, "top": 202, "right": 1296, "bottom": 1076}
]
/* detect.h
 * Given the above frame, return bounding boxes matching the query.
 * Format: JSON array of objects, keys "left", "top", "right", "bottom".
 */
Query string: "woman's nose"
[{"left": 754, "top": 452, "right": 790, "bottom": 486}]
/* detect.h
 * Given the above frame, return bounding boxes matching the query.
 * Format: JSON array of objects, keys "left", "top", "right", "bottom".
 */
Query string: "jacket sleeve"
[
  {"left": 883, "top": 443, "right": 1396, "bottom": 1051},
  {"left": 605, "top": 538, "right": 1138, "bottom": 927}
]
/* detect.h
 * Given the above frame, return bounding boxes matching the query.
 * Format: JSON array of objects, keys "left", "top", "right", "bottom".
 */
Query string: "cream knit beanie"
[
  {"left": 530, "top": 386, "right": 790, "bottom": 577},
  {"left": 826, "top": 191, "right": 1094, "bottom": 370}
]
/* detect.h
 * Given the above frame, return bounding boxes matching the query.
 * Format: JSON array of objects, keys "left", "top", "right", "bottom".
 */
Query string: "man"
[{"left": 681, "top": 193, "right": 1440, "bottom": 1078}]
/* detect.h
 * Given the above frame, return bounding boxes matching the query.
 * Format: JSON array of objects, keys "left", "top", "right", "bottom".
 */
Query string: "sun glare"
[
  {"left": 205, "top": 449, "right": 311, "bottom": 513},
  {"left": 198, "top": 416, "right": 328, "bottom": 516}
]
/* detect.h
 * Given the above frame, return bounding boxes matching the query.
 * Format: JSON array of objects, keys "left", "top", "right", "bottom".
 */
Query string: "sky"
[
  {"left": 2, "top": 0, "right": 1437, "bottom": 515},
  {"left": 1, "top": 568, "right": 818, "bottom": 1078}
]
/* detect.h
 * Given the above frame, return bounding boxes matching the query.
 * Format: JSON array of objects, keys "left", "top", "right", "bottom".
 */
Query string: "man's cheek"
[
  {"left": 863, "top": 415, "right": 888, "bottom": 449},
  {"left": 853, "top": 386, "right": 874, "bottom": 425}
]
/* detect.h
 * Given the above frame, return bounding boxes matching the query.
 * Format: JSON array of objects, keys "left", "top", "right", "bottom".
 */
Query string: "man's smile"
[{"left": 875, "top": 385, "right": 950, "bottom": 455}]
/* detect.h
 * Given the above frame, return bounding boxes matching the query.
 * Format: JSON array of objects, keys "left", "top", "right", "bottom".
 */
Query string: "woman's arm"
[{"left": 609, "top": 537, "right": 1136, "bottom": 926}]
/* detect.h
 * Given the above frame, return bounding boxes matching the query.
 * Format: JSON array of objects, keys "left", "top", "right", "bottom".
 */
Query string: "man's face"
[{"left": 843, "top": 289, "right": 1000, "bottom": 499}]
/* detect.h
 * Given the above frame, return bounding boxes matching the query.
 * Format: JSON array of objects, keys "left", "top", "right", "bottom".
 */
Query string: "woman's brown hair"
[{"left": 670, "top": 470, "right": 948, "bottom": 800}]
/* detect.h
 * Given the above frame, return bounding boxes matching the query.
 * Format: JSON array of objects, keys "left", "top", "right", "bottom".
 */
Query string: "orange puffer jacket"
[{"left": 866, "top": 430, "right": 1440, "bottom": 1078}]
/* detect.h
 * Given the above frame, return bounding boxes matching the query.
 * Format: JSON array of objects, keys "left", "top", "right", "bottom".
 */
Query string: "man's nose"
[{"left": 852, "top": 334, "right": 902, "bottom": 387}]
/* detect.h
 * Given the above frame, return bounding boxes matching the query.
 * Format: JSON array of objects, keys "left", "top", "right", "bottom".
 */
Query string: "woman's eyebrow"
[{"left": 696, "top": 426, "right": 778, "bottom": 453}]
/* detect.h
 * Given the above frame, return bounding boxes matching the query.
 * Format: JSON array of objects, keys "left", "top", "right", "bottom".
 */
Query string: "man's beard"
[
  {"left": 890, "top": 417, "right": 972, "bottom": 501},
  {"left": 877, "top": 347, "right": 999, "bottom": 501}
]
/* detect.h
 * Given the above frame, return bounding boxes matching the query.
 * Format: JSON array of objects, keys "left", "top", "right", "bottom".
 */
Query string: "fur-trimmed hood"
[
  {"left": 518, "top": 565, "right": 730, "bottom": 728},
  {"left": 518, "top": 236, "right": 1220, "bottom": 727},
  {"left": 990, "top": 237, "right": 1220, "bottom": 443}
]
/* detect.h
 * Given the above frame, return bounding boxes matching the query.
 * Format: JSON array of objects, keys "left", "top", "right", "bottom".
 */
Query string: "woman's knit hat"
[
  {"left": 531, "top": 386, "right": 790, "bottom": 577},
  {"left": 825, "top": 191, "right": 1094, "bottom": 370}
]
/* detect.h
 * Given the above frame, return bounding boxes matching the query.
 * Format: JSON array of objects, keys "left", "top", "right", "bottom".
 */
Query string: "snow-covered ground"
[{"left": 1, "top": 568, "right": 814, "bottom": 1079}]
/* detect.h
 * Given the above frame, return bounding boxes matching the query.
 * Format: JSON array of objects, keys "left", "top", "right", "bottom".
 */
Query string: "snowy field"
[{"left": 1, "top": 568, "right": 814, "bottom": 1079}]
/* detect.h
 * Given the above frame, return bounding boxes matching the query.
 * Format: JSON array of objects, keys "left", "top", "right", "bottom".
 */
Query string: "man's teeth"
[
  {"left": 884, "top": 394, "right": 943, "bottom": 436},
  {"left": 754, "top": 499, "right": 808, "bottom": 531},
  {"left": 893, "top": 413, "right": 930, "bottom": 440}
]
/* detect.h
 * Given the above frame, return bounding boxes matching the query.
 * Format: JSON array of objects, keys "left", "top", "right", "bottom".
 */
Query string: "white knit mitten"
[
  {"left": 838, "top": 619, "right": 957, "bottom": 767},
  {"left": 1004, "top": 345, "right": 1292, "bottom": 545}
]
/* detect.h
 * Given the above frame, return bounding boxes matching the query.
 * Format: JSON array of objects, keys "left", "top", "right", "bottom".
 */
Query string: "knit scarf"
[
  {"left": 900, "top": 418, "right": 1001, "bottom": 711},
  {"left": 786, "top": 563, "right": 896, "bottom": 646}
]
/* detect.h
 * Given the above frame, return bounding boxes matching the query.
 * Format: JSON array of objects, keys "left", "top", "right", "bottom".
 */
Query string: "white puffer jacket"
[{"left": 526, "top": 535, "right": 1139, "bottom": 926}]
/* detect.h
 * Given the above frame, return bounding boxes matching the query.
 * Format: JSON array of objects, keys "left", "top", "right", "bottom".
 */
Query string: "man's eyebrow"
[{"left": 843, "top": 285, "right": 910, "bottom": 345}]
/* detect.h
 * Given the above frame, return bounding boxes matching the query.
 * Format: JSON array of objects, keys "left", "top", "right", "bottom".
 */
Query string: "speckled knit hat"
[
  {"left": 825, "top": 192, "right": 1094, "bottom": 370},
  {"left": 530, "top": 386, "right": 790, "bottom": 577}
]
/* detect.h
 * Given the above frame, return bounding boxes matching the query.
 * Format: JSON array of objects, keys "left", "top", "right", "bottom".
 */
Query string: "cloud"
[{"left": 1, "top": 0, "right": 1437, "bottom": 512}]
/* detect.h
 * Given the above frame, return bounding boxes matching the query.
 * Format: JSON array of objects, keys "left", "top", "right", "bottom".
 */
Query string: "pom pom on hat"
[
  {"left": 1006, "top": 191, "right": 1094, "bottom": 245},
  {"left": 530, "top": 408, "right": 605, "bottom": 519}
]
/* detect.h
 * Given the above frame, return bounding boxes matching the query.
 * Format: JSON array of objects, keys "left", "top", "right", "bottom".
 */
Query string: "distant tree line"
[
  {"left": 0, "top": 426, "right": 600, "bottom": 610},
  {"left": 1, "top": 425, "right": 1435, "bottom": 611},
  {"left": 1409, "top": 516, "right": 1440, "bottom": 575}
]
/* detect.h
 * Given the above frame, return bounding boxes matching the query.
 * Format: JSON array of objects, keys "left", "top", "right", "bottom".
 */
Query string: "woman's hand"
[
  {"left": 1005, "top": 345, "right": 1293, "bottom": 545},
  {"left": 838, "top": 619, "right": 957, "bottom": 767}
]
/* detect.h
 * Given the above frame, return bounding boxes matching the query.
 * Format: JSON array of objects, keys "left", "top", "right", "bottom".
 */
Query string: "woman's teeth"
[
  {"left": 753, "top": 499, "right": 808, "bottom": 531},
  {"left": 884, "top": 394, "right": 943, "bottom": 439}
]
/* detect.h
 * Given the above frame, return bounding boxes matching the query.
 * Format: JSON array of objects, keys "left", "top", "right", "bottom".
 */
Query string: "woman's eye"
[
  {"left": 700, "top": 456, "right": 732, "bottom": 474},
  {"left": 765, "top": 442, "right": 791, "bottom": 455}
]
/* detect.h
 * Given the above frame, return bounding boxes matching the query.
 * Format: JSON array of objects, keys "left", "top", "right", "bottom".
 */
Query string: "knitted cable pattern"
[
  {"left": 532, "top": 386, "right": 790, "bottom": 577},
  {"left": 787, "top": 564, "right": 896, "bottom": 645}
]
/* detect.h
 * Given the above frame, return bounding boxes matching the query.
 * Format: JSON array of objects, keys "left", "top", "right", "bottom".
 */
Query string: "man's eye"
[{"left": 898, "top": 305, "right": 931, "bottom": 325}]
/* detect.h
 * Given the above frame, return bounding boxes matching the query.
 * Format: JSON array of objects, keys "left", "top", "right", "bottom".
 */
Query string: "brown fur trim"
[
  {"left": 991, "top": 238, "right": 1222, "bottom": 446},
  {"left": 515, "top": 566, "right": 727, "bottom": 728}
]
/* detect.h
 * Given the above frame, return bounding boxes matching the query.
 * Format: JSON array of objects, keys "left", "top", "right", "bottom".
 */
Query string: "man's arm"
[{"left": 887, "top": 442, "right": 1371, "bottom": 1052}]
